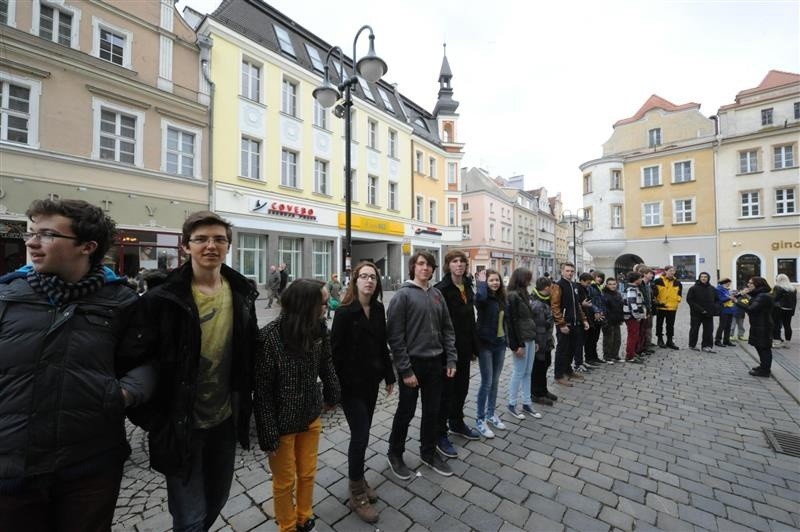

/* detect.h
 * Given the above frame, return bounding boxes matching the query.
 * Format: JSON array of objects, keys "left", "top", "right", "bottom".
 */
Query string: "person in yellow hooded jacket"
[{"left": 653, "top": 265, "right": 682, "bottom": 349}]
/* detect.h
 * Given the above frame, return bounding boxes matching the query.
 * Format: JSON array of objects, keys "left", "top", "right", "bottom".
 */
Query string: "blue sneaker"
[
  {"left": 436, "top": 436, "right": 458, "bottom": 458},
  {"left": 522, "top": 404, "right": 543, "bottom": 419},
  {"left": 449, "top": 423, "right": 480, "bottom": 441}
]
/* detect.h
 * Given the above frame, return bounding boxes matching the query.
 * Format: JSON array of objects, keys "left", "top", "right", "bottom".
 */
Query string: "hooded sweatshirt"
[
  {"left": 386, "top": 280, "right": 457, "bottom": 378},
  {"left": 686, "top": 272, "right": 718, "bottom": 317}
]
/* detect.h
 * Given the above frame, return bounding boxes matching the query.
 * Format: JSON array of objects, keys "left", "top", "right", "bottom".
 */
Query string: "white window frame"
[
  {"left": 32, "top": 0, "right": 81, "bottom": 49},
  {"left": 378, "top": 87, "right": 395, "bottom": 113},
  {"left": 160, "top": 119, "right": 202, "bottom": 179},
  {"left": 0, "top": 71, "right": 41, "bottom": 148},
  {"left": 739, "top": 149, "right": 758, "bottom": 174},
  {"left": 429, "top": 156, "right": 436, "bottom": 178},
  {"left": 448, "top": 202, "right": 457, "bottom": 225},
  {"left": 489, "top": 223, "right": 495, "bottom": 240},
  {"left": 429, "top": 199, "right": 437, "bottom": 224},
  {"left": 367, "top": 174, "right": 378, "bottom": 206},
  {"left": 672, "top": 159, "right": 693, "bottom": 183},
  {"left": 388, "top": 181, "right": 397, "bottom": 210},
  {"left": 1, "top": 0, "right": 17, "bottom": 27},
  {"left": 673, "top": 197, "right": 695, "bottom": 224},
  {"left": 648, "top": 128, "right": 661, "bottom": 147},
  {"left": 91, "top": 96, "right": 144, "bottom": 166},
  {"left": 610, "top": 169, "right": 622, "bottom": 190},
  {"left": 314, "top": 158, "right": 329, "bottom": 195},
  {"left": 462, "top": 224, "right": 470, "bottom": 238},
  {"left": 740, "top": 190, "right": 761, "bottom": 218},
  {"left": 462, "top": 202, "right": 469, "bottom": 212},
  {"left": 305, "top": 44, "right": 324, "bottom": 73},
  {"left": 273, "top": 25, "right": 296, "bottom": 57},
  {"left": 237, "top": 232, "right": 266, "bottom": 284},
  {"left": 761, "top": 108, "right": 773, "bottom": 126},
  {"left": 278, "top": 237, "right": 302, "bottom": 282},
  {"left": 775, "top": 187, "right": 797, "bottom": 216},
  {"left": 641, "top": 201, "right": 662, "bottom": 226},
  {"left": 388, "top": 129, "right": 397, "bottom": 158},
  {"left": 583, "top": 173, "right": 592, "bottom": 194},
  {"left": 313, "top": 100, "right": 327, "bottom": 129},
  {"left": 240, "top": 136, "right": 261, "bottom": 180},
  {"left": 774, "top": 144, "right": 795, "bottom": 169},
  {"left": 367, "top": 119, "right": 378, "bottom": 149},
  {"left": 415, "top": 195, "right": 424, "bottom": 222},
  {"left": 241, "top": 58, "right": 261, "bottom": 102},
  {"left": 641, "top": 165, "right": 661, "bottom": 187},
  {"left": 281, "top": 148, "right": 299, "bottom": 188},
  {"left": 91, "top": 16, "right": 133, "bottom": 69},
  {"left": 415, "top": 150, "right": 423, "bottom": 173},
  {"left": 611, "top": 204, "right": 623, "bottom": 228},
  {"left": 281, "top": 78, "right": 298, "bottom": 117},
  {"left": 312, "top": 240, "right": 332, "bottom": 281},
  {"left": 447, "top": 162, "right": 457, "bottom": 184}
]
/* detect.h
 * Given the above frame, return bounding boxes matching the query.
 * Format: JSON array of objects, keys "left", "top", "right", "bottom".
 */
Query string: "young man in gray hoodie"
[{"left": 386, "top": 251, "right": 458, "bottom": 479}]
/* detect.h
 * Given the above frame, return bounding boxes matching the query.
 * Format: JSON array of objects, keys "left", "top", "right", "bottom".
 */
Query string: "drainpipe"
[
  {"left": 198, "top": 35, "right": 214, "bottom": 211},
  {"left": 710, "top": 114, "right": 720, "bottom": 280}
]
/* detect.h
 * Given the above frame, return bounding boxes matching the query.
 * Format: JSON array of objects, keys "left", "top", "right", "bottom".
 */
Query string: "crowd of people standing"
[{"left": 1, "top": 198, "right": 796, "bottom": 531}]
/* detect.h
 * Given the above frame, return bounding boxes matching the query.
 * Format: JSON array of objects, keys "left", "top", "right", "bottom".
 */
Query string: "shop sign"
[
  {"left": 771, "top": 240, "right": 800, "bottom": 250},
  {"left": 491, "top": 251, "right": 513, "bottom": 259},
  {"left": 252, "top": 200, "right": 317, "bottom": 221},
  {"left": 415, "top": 226, "right": 442, "bottom": 236},
  {"left": 338, "top": 213, "right": 404, "bottom": 236}
]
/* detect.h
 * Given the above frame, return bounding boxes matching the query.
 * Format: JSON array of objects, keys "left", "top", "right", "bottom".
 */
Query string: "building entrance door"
[{"left": 736, "top": 254, "right": 761, "bottom": 290}]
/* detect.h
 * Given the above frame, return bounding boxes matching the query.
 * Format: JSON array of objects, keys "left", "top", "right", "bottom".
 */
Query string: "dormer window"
[
  {"left": 305, "top": 44, "right": 324, "bottom": 73},
  {"left": 274, "top": 25, "right": 296, "bottom": 57},
  {"left": 414, "top": 117, "right": 429, "bottom": 132},
  {"left": 378, "top": 87, "right": 395, "bottom": 114},
  {"left": 648, "top": 128, "right": 661, "bottom": 148},
  {"left": 761, "top": 108, "right": 773, "bottom": 126}
]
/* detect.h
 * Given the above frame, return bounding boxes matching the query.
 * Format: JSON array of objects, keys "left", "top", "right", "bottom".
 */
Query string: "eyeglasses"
[
  {"left": 187, "top": 236, "right": 229, "bottom": 246},
  {"left": 23, "top": 231, "right": 80, "bottom": 244},
  {"left": 358, "top": 273, "right": 378, "bottom": 281}
]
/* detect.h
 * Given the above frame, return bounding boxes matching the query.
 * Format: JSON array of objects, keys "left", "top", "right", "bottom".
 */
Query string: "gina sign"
[{"left": 252, "top": 200, "right": 317, "bottom": 221}]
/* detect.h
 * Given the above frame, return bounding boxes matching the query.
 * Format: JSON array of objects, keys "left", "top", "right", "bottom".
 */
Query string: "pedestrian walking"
[
  {"left": 254, "top": 279, "right": 340, "bottom": 532},
  {"left": 126, "top": 211, "right": 259, "bottom": 532},
  {"left": 551, "top": 262, "right": 589, "bottom": 386},
  {"left": 266, "top": 265, "right": 280, "bottom": 308},
  {"left": 278, "top": 263, "right": 289, "bottom": 297},
  {"left": 686, "top": 272, "right": 719, "bottom": 353},
  {"left": 474, "top": 269, "right": 508, "bottom": 438},
  {"left": 653, "top": 265, "right": 682, "bottom": 349},
  {"left": 735, "top": 277, "right": 774, "bottom": 377},
  {"left": 326, "top": 273, "right": 342, "bottom": 319},
  {"left": 530, "top": 276, "right": 558, "bottom": 406},
  {"left": 771, "top": 274, "right": 796, "bottom": 347},
  {"left": 0, "top": 199, "right": 151, "bottom": 531},
  {"left": 506, "top": 268, "right": 542, "bottom": 419},
  {"left": 435, "top": 251, "right": 481, "bottom": 456},
  {"left": 601, "top": 277, "right": 624, "bottom": 362},
  {"left": 330, "top": 262, "right": 394, "bottom": 524},
  {"left": 386, "top": 251, "right": 457, "bottom": 479},
  {"left": 715, "top": 278, "right": 737, "bottom": 347},
  {"left": 623, "top": 271, "right": 646, "bottom": 363}
]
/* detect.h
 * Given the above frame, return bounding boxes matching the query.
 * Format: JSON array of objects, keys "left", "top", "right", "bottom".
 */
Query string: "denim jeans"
[
  {"left": 166, "top": 417, "right": 236, "bottom": 532},
  {"left": 389, "top": 357, "right": 443, "bottom": 460},
  {"left": 341, "top": 387, "right": 379, "bottom": 481},
  {"left": 508, "top": 340, "right": 534, "bottom": 406},
  {"left": 476, "top": 342, "right": 506, "bottom": 420}
]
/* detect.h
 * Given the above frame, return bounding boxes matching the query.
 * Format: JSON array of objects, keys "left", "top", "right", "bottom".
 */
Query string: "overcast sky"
[{"left": 178, "top": 0, "right": 799, "bottom": 210}]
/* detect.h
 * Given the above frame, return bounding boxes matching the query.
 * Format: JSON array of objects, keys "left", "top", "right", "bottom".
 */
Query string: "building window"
[
  {"left": 611, "top": 204, "right": 623, "bottom": 228},
  {"left": 281, "top": 148, "right": 298, "bottom": 188},
  {"left": 584, "top": 207, "right": 593, "bottom": 229},
  {"left": 489, "top": 223, "right": 495, "bottom": 240},
  {"left": 240, "top": 137, "right": 261, "bottom": 180},
  {"left": 761, "top": 108, "right": 773, "bottom": 126},
  {"left": 305, "top": 44, "right": 324, "bottom": 73},
  {"left": 795, "top": 102, "right": 800, "bottom": 120},
  {"left": 312, "top": 240, "right": 332, "bottom": 281},
  {"left": 100, "top": 27, "right": 126, "bottom": 65},
  {"left": 98, "top": 109, "right": 136, "bottom": 165},
  {"left": 415, "top": 150, "right": 423, "bottom": 173},
  {"left": 165, "top": 126, "right": 196, "bottom": 178},
  {"left": 462, "top": 224, "right": 470, "bottom": 238},
  {"left": 273, "top": 25, "right": 296, "bottom": 57},
  {"left": 642, "top": 166, "right": 660, "bottom": 187},
  {"left": 648, "top": 128, "right": 661, "bottom": 148},
  {"left": 740, "top": 191, "right": 760, "bottom": 218},
  {"left": 672, "top": 254, "right": 698, "bottom": 283},
  {"left": 241, "top": 60, "right": 260, "bottom": 101},
  {"left": 415, "top": 196, "right": 423, "bottom": 221},
  {"left": 238, "top": 233, "right": 266, "bottom": 284},
  {"left": 314, "top": 158, "right": 328, "bottom": 195},
  {"left": 429, "top": 200, "right": 437, "bottom": 224},
  {"left": 448, "top": 202, "right": 457, "bottom": 225},
  {"left": 91, "top": 18, "right": 132, "bottom": 68},
  {"left": 313, "top": 100, "right": 327, "bottom": 129},
  {"left": 367, "top": 175, "right": 378, "bottom": 205},
  {"left": 349, "top": 108, "right": 357, "bottom": 140},
  {"left": 739, "top": 150, "right": 758, "bottom": 174},
  {"left": 388, "top": 129, "right": 397, "bottom": 157},
  {"left": 367, "top": 119, "right": 377, "bottom": 149},
  {"left": 378, "top": 87, "right": 395, "bottom": 113},
  {"left": 774, "top": 145, "right": 795, "bottom": 169},
  {"left": 358, "top": 78, "right": 374, "bottom": 101},
  {"left": 462, "top": 202, "right": 469, "bottom": 212},
  {"left": 343, "top": 169, "right": 357, "bottom": 201},
  {"left": 642, "top": 202, "right": 661, "bottom": 226},
  {"left": 448, "top": 162, "right": 457, "bottom": 184},
  {"left": 778, "top": 258, "right": 798, "bottom": 282},
  {"left": 610, "top": 169, "right": 622, "bottom": 190},
  {"left": 388, "top": 181, "right": 397, "bottom": 210},
  {"left": 39, "top": 3, "right": 73, "bottom": 46},
  {"left": 0, "top": 76, "right": 40, "bottom": 145},
  {"left": 278, "top": 237, "right": 302, "bottom": 282},
  {"left": 775, "top": 188, "right": 796, "bottom": 215},
  {"left": 673, "top": 198, "right": 694, "bottom": 224},
  {"left": 429, "top": 157, "right": 436, "bottom": 178},
  {"left": 490, "top": 202, "right": 494, "bottom": 214},
  {"left": 583, "top": 173, "right": 591, "bottom": 194},
  {"left": 0, "top": 0, "right": 9, "bottom": 25},
  {"left": 281, "top": 78, "right": 298, "bottom": 117},
  {"left": 673, "top": 161, "right": 693, "bottom": 183}
]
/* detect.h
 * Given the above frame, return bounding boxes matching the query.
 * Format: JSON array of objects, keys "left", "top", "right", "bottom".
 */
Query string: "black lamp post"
[
  {"left": 313, "top": 26, "right": 387, "bottom": 275},
  {"left": 561, "top": 208, "right": 588, "bottom": 269}
]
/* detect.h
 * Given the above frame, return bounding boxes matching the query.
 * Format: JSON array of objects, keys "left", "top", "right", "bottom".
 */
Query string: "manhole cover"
[{"left": 764, "top": 429, "right": 800, "bottom": 458}]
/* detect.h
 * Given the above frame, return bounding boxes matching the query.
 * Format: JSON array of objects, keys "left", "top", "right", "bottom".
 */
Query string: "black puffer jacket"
[
  {"left": 736, "top": 289, "right": 774, "bottom": 350},
  {"left": 507, "top": 290, "right": 536, "bottom": 351},
  {"left": 435, "top": 274, "right": 479, "bottom": 360},
  {"left": 0, "top": 267, "right": 140, "bottom": 486},
  {"left": 126, "top": 262, "right": 258, "bottom": 477},
  {"left": 686, "top": 274, "right": 719, "bottom": 317}
]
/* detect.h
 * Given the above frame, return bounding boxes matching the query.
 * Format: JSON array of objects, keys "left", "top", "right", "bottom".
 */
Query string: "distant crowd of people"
[{"left": 1, "top": 198, "right": 796, "bottom": 532}]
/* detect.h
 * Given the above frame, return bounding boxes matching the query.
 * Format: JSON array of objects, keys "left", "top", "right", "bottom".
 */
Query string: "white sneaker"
[
  {"left": 488, "top": 414, "right": 507, "bottom": 430},
  {"left": 506, "top": 404, "right": 525, "bottom": 420},
  {"left": 772, "top": 340, "right": 783, "bottom": 348},
  {"left": 476, "top": 419, "right": 495, "bottom": 438}
]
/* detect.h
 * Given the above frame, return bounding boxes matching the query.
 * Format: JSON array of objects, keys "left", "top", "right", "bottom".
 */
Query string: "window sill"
[
  {"left": 772, "top": 165, "right": 799, "bottom": 172},
  {"left": 312, "top": 191, "right": 332, "bottom": 199},
  {"left": 736, "top": 170, "right": 762, "bottom": 176},
  {"left": 773, "top": 212, "right": 799, "bottom": 217},
  {"left": 641, "top": 184, "right": 663, "bottom": 189},
  {"left": 738, "top": 216, "right": 764, "bottom": 220},
  {"left": 366, "top": 203, "right": 381, "bottom": 209},
  {"left": 239, "top": 96, "right": 266, "bottom": 108},
  {"left": 672, "top": 221, "right": 697, "bottom": 225},
  {"left": 279, "top": 184, "right": 303, "bottom": 193},
  {"left": 387, "top": 208, "right": 401, "bottom": 214},
  {"left": 238, "top": 175, "right": 265, "bottom": 184},
  {"left": 279, "top": 111, "right": 302, "bottom": 122},
  {"left": 312, "top": 124, "right": 331, "bottom": 133},
  {"left": 367, "top": 146, "right": 381, "bottom": 154},
  {"left": 671, "top": 179, "right": 695, "bottom": 185},
  {"left": 641, "top": 223, "right": 664, "bottom": 228}
]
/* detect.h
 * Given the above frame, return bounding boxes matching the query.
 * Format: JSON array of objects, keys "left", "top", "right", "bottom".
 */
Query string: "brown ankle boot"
[
  {"left": 348, "top": 480, "right": 378, "bottom": 523},
  {"left": 363, "top": 478, "right": 378, "bottom": 503}
]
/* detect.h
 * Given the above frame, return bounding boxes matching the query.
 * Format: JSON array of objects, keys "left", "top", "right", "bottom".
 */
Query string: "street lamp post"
[
  {"left": 561, "top": 208, "right": 588, "bottom": 269},
  {"left": 313, "top": 26, "right": 387, "bottom": 275}
]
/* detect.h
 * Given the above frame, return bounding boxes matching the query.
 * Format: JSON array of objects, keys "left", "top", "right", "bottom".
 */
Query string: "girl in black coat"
[
  {"left": 736, "top": 276, "right": 774, "bottom": 377},
  {"left": 330, "top": 261, "right": 395, "bottom": 523}
]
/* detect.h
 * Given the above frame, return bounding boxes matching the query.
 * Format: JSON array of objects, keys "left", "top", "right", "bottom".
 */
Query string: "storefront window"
[
  {"left": 777, "top": 258, "right": 798, "bottom": 282},
  {"left": 278, "top": 237, "right": 302, "bottom": 282},
  {"left": 671, "top": 254, "right": 697, "bottom": 282},
  {"left": 0, "top": 220, "right": 26, "bottom": 274},
  {"left": 312, "top": 240, "right": 332, "bottom": 281},
  {"left": 110, "top": 230, "right": 183, "bottom": 278},
  {"left": 238, "top": 233, "right": 266, "bottom": 284},
  {"left": 736, "top": 254, "right": 761, "bottom": 290}
]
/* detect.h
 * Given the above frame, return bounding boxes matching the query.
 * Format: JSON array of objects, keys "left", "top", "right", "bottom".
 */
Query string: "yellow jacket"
[{"left": 653, "top": 276, "right": 683, "bottom": 311}]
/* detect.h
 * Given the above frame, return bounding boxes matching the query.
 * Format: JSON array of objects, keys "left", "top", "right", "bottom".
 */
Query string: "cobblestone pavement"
[{"left": 114, "top": 298, "right": 800, "bottom": 532}]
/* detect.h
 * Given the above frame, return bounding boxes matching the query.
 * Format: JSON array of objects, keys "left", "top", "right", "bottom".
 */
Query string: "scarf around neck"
[{"left": 27, "top": 265, "right": 107, "bottom": 306}]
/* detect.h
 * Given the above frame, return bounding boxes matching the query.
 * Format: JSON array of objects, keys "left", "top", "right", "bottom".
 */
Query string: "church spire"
[{"left": 433, "top": 42, "right": 459, "bottom": 117}]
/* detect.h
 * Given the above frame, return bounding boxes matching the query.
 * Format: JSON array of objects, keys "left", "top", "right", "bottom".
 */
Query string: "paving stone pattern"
[{"left": 114, "top": 300, "right": 800, "bottom": 531}]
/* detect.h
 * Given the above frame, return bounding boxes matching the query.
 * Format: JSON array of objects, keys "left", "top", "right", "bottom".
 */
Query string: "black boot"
[
  {"left": 666, "top": 338, "right": 679, "bottom": 350},
  {"left": 657, "top": 336, "right": 665, "bottom": 348}
]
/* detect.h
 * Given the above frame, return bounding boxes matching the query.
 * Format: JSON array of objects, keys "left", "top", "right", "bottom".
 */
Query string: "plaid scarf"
[{"left": 27, "top": 265, "right": 107, "bottom": 305}]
